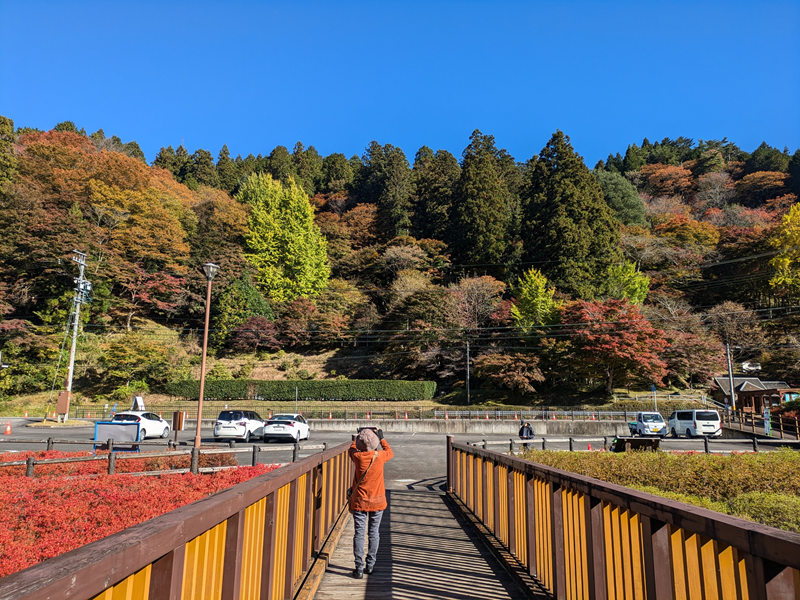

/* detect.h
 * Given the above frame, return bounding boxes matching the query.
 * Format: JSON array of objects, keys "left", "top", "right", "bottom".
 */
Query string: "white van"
[{"left": 667, "top": 409, "right": 721, "bottom": 438}]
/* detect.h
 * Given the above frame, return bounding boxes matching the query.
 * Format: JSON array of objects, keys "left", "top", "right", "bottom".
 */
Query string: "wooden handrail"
[
  {"left": 446, "top": 437, "right": 800, "bottom": 599},
  {"left": 0, "top": 441, "right": 353, "bottom": 600}
]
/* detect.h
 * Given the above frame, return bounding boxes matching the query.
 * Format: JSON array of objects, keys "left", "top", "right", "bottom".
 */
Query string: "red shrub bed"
[{"left": 0, "top": 454, "right": 279, "bottom": 577}]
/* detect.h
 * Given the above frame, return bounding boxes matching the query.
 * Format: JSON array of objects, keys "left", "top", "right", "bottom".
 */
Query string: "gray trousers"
[{"left": 352, "top": 510, "right": 383, "bottom": 571}]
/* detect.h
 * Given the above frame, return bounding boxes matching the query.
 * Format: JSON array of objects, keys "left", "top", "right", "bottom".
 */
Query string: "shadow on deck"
[{"left": 313, "top": 479, "right": 537, "bottom": 600}]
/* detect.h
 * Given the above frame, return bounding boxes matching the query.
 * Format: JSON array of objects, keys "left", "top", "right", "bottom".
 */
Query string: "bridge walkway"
[{"left": 314, "top": 480, "right": 538, "bottom": 600}]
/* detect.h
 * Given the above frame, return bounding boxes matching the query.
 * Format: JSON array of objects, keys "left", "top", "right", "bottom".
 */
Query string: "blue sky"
[{"left": 1, "top": 0, "right": 798, "bottom": 166}]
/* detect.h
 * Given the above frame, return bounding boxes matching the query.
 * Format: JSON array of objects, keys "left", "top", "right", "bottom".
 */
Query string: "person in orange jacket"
[{"left": 348, "top": 427, "right": 393, "bottom": 579}]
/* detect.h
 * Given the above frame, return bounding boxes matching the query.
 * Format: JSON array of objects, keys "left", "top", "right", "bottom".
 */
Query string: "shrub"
[
  {"left": 165, "top": 379, "right": 437, "bottom": 401},
  {"left": 729, "top": 492, "right": 800, "bottom": 533}
]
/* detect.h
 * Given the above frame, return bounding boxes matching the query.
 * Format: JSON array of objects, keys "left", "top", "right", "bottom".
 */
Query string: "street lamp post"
[{"left": 194, "top": 263, "right": 220, "bottom": 448}]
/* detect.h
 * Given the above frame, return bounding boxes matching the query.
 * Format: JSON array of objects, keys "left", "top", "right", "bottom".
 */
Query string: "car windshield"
[
  {"left": 696, "top": 411, "right": 720, "bottom": 421},
  {"left": 112, "top": 414, "right": 138, "bottom": 422},
  {"left": 642, "top": 414, "right": 664, "bottom": 423},
  {"left": 218, "top": 411, "right": 244, "bottom": 421}
]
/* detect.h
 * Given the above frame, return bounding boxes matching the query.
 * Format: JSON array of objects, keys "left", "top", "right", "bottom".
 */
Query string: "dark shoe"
[
  {"left": 352, "top": 569, "right": 363, "bottom": 579},
  {"left": 365, "top": 565, "right": 374, "bottom": 575}
]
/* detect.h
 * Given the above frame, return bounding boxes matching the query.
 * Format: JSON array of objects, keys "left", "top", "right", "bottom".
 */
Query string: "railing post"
[
  {"left": 525, "top": 474, "right": 537, "bottom": 580},
  {"left": 293, "top": 443, "right": 300, "bottom": 463},
  {"left": 312, "top": 465, "right": 323, "bottom": 553},
  {"left": 569, "top": 437, "right": 574, "bottom": 452},
  {"left": 108, "top": 452, "right": 116, "bottom": 475},
  {"left": 302, "top": 467, "right": 314, "bottom": 572},
  {"left": 25, "top": 456, "right": 35, "bottom": 477},
  {"left": 191, "top": 447, "right": 199, "bottom": 474},
  {"left": 753, "top": 437, "right": 759, "bottom": 452},
  {"left": 542, "top": 438, "right": 547, "bottom": 451},
  {"left": 446, "top": 435, "right": 454, "bottom": 493},
  {"left": 284, "top": 479, "right": 299, "bottom": 599},
  {"left": 585, "top": 496, "right": 606, "bottom": 599},
  {"left": 221, "top": 510, "right": 245, "bottom": 600},
  {"left": 251, "top": 444, "right": 259, "bottom": 467},
  {"left": 551, "top": 483, "right": 566, "bottom": 599},
  {"left": 47, "top": 437, "right": 54, "bottom": 451},
  {"left": 260, "top": 492, "right": 278, "bottom": 598},
  {"left": 507, "top": 468, "right": 516, "bottom": 556},
  {"left": 641, "top": 515, "right": 672, "bottom": 600},
  {"left": 779, "top": 416, "right": 784, "bottom": 439},
  {"left": 704, "top": 436, "right": 710, "bottom": 454},
  {"left": 492, "top": 461, "right": 500, "bottom": 535},
  {"left": 149, "top": 546, "right": 185, "bottom": 600}
]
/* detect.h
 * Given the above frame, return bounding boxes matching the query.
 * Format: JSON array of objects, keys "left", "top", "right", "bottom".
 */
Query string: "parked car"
[
  {"left": 668, "top": 409, "right": 722, "bottom": 438},
  {"left": 629, "top": 412, "right": 668, "bottom": 437},
  {"left": 262, "top": 413, "right": 310, "bottom": 443},
  {"left": 111, "top": 411, "right": 171, "bottom": 440},
  {"left": 213, "top": 410, "right": 265, "bottom": 443}
]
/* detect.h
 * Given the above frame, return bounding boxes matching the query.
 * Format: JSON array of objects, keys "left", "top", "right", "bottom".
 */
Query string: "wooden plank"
[{"left": 221, "top": 509, "right": 244, "bottom": 600}]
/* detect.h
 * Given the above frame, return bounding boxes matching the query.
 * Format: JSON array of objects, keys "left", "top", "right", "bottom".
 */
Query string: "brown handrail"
[
  {"left": 0, "top": 441, "right": 353, "bottom": 600},
  {"left": 446, "top": 436, "right": 800, "bottom": 599}
]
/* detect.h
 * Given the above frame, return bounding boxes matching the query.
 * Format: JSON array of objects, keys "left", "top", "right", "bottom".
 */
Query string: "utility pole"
[
  {"left": 725, "top": 342, "right": 737, "bottom": 412},
  {"left": 466, "top": 341, "right": 470, "bottom": 406},
  {"left": 62, "top": 251, "right": 91, "bottom": 423}
]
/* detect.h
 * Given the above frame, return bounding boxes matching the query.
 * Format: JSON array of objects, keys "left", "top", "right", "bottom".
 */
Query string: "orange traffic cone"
[
  {"left": 404, "top": 411, "right": 408, "bottom": 420},
  {"left": 445, "top": 411, "right": 449, "bottom": 420},
  {"left": 551, "top": 412, "right": 556, "bottom": 421},
  {"left": 591, "top": 413, "right": 596, "bottom": 421},
  {"left": 329, "top": 411, "right": 333, "bottom": 419},
  {"left": 588, "top": 443, "right": 593, "bottom": 451},
  {"left": 159, "top": 412, "right": 162, "bottom": 418},
  {"left": 485, "top": 412, "right": 489, "bottom": 420},
  {"left": 366, "top": 412, "right": 371, "bottom": 420},
  {"left": 268, "top": 411, "right": 272, "bottom": 419},
  {"left": 4, "top": 422, "right": 10, "bottom": 435},
  {"left": 24, "top": 411, "right": 28, "bottom": 418},
  {"left": 514, "top": 412, "right": 518, "bottom": 420}
]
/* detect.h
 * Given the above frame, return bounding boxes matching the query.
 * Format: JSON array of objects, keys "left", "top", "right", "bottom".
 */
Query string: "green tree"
[
  {"left": 788, "top": 149, "right": 800, "bottom": 195},
  {"left": 594, "top": 169, "right": 647, "bottom": 227},
  {"left": 216, "top": 144, "right": 239, "bottom": 192},
  {"left": 292, "top": 142, "right": 323, "bottom": 196},
  {"left": 266, "top": 145, "right": 296, "bottom": 186},
  {"left": 746, "top": 142, "right": 790, "bottom": 174},
  {"left": 320, "top": 152, "right": 353, "bottom": 193},
  {"left": 354, "top": 142, "right": 414, "bottom": 238},
  {"left": 522, "top": 131, "right": 621, "bottom": 299},
  {"left": 510, "top": 268, "right": 560, "bottom": 331},
  {"left": 53, "top": 120, "right": 86, "bottom": 136},
  {"left": 450, "top": 129, "right": 511, "bottom": 265},
  {"left": 189, "top": 149, "right": 220, "bottom": 188},
  {"left": 411, "top": 146, "right": 461, "bottom": 241},
  {"left": 622, "top": 144, "right": 646, "bottom": 173},
  {"left": 241, "top": 173, "right": 330, "bottom": 302},
  {"left": 211, "top": 272, "right": 273, "bottom": 348},
  {"left": 152, "top": 145, "right": 180, "bottom": 177},
  {"left": 604, "top": 261, "right": 650, "bottom": 304},
  {"left": 0, "top": 115, "right": 17, "bottom": 193}
]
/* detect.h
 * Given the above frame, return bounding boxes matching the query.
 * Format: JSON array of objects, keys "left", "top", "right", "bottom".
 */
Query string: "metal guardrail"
[
  {"left": 0, "top": 440, "right": 329, "bottom": 476},
  {"left": 469, "top": 436, "right": 800, "bottom": 453},
  {"left": 0, "top": 441, "right": 354, "bottom": 600},
  {"left": 446, "top": 438, "right": 800, "bottom": 599},
  {"left": 724, "top": 409, "right": 800, "bottom": 440}
]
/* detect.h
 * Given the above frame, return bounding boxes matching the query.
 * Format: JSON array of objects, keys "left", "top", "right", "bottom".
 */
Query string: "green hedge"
[{"left": 164, "top": 379, "right": 437, "bottom": 401}]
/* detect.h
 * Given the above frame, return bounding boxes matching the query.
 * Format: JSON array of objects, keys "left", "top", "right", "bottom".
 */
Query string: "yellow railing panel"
[
  {"left": 700, "top": 537, "right": 721, "bottom": 600},
  {"left": 271, "top": 483, "right": 290, "bottom": 600},
  {"left": 240, "top": 497, "right": 266, "bottom": 600},
  {"left": 515, "top": 470, "right": 527, "bottom": 566},
  {"left": 499, "top": 464, "right": 508, "bottom": 545},
  {"left": 182, "top": 520, "right": 226, "bottom": 600},
  {"left": 90, "top": 565, "right": 151, "bottom": 600}
]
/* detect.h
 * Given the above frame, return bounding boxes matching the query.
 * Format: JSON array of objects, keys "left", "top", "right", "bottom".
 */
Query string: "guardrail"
[
  {"left": 0, "top": 441, "right": 328, "bottom": 476},
  {"left": 469, "top": 436, "right": 800, "bottom": 453},
  {"left": 724, "top": 409, "right": 800, "bottom": 439},
  {"left": 446, "top": 437, "right": 800, "bottom": 599},
  {"left": 0, "top": 441, "right": 353, "bottom": 600}
]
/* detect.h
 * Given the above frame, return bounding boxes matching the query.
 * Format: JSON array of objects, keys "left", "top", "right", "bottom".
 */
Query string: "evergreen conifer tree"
[
  {"left": 521, "top": 131, "right": 621, "bottom": 299},
  {"left": 216, "top": 145, "right": 239, "bottom": 192},
  {"left": 594, "top": 169, "right": 647, "bottom": 227},
  {"left": 210, "top": 272, "right": 274, "bottom": 348},
  {"left": 450, "top": 130, "right": 510, "bottom": 266},
  {"left": 411, "top": 146, "right": 460, "bottom": 241},
  {"left": 190, "top": 149, "right": 220, "bottom": 188}
]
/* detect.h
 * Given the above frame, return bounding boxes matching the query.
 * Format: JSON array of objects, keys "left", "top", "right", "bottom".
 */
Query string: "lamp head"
[{"left": 202, "top": 263, "right": 220, "bottom": 281}]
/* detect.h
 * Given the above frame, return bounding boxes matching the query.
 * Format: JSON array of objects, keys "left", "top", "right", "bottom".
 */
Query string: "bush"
[
  {"left": 165, "top": 379, "right": 437, "bottom": 401},
  {"left": 729, "top": 492, "right": 800, "bottom": 533}
]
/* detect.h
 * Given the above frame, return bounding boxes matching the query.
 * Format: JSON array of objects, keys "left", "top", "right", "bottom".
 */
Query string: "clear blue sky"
[{"left": 1, "top": 0, "right": 798, "bottom": 166}]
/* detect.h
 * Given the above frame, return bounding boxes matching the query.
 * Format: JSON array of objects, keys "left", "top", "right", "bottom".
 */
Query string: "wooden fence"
[
  {"left": 446, "top": 437, "right": 800, "bottom": 599},
  {"left": 0, "top": 441, "right": 353, "bottom": 600}
]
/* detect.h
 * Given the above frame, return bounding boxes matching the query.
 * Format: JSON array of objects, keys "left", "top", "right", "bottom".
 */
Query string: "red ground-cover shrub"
[{"left": 0, "top": 461, "right": 279, "bottom": 577}]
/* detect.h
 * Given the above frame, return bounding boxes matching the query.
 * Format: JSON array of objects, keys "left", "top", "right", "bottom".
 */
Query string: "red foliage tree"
[{"left": 560, "top": 299, "right": 669, "bottom": 394}]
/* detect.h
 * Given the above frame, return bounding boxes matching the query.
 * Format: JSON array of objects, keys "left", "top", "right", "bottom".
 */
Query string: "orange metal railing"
[
  {"left": 0, "top": 442, "right": 353, "bottom": 600},
  {"left": 446, "top": 437, "right": 800, "bottom": 599}
]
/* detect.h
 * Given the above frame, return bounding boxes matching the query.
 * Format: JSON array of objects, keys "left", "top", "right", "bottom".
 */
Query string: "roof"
[{"left": 713, "top": 377, "right": 790, "bottom": 394}]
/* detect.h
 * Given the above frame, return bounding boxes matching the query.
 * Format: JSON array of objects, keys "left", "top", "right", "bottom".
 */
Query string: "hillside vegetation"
[{"left": 1, "top": 115, "right": 799, "bottom": 405}]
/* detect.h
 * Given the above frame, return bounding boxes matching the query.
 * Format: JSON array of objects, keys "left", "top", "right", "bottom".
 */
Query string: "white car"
[
  {"left": 630, "top": 412, "right": 668, "bottom": 437},
  {"left": 668, "top": 409, "right": 722, "bottom": 438},
  {"left": 262, "top": 413, "right": 310, "bottom": 443},
  {"left": 111, "top": 411, "right": 171, "bottom": 440},
  {"left": 214, "top": 410, "right": 265, "bottom": 443}
]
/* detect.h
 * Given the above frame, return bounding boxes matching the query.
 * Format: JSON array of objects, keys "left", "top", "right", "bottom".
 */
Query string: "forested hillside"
[{"left": 1, "top": 115, "right": 799, "bottom": 403}]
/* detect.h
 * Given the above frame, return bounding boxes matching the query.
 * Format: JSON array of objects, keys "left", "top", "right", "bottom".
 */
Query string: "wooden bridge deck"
[{"left": 313, "top": 484, "right": 531, "bottom": 600}]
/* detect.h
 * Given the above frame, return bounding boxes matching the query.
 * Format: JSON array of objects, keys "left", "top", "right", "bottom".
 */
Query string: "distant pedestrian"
[
  {"left": 518, "top": 422, "right": 534, "bottom": 440},
  {"left": 348, "top": 427, "right": 393, "bottom": 579}
]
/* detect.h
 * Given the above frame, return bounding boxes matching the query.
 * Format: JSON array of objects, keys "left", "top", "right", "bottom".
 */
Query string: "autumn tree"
[
  {"left": 604, "top": 262, "right": 650, "bottom": 304},
  {"left": 704, "top": 301, "right": 766, "bottom": 360},
  {"left": 736, "top": 171, "right": 788, "bottom": 207},
  {"left": 641, "top": 164, "right": 693, "bottom": 197},
  {"left": 241, "top": 173, "right": 330, "bottom": 302},
  {"left": 510, "top": 268, "right": 560, "bottom": 331},
  {"left": 449, "top": 276, "right": 506, "bottom": 330},
  {"left": 560, "top": 299, "right": 668, "bottom": 394},
  {"left": 522, "top": 130, "right": 621, "bottom": 299},
  {"left": 694, "top": 172, "right": 735, "bottom": 210},
  {"left": 473, "top": 351, "right": 544, "bottom": 393}
]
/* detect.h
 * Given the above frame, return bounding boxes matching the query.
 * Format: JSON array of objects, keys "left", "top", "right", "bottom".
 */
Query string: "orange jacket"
[{"left": 348, "top": 439, "right": 393, "bottom": 512}]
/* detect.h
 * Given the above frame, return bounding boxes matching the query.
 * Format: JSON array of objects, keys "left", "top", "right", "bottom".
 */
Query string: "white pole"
[
  {"left": 64, "top": 251, "right": 88, "bottom": 424},
  {"left": 295, "top": 386, "right": 298, "bottom": 414}
]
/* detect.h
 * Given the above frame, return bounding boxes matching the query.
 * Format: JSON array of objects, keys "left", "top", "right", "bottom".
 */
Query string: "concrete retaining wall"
[{"left": 308, "top": 418, "right": 629, "bottom": 436}]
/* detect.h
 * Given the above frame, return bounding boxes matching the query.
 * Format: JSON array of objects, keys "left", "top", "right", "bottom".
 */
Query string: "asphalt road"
[{"left": 0, "top": 417, "right": 783, "bottom": 490}]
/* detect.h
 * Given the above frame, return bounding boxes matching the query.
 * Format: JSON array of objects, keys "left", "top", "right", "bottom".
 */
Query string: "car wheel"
[
  {"left": 161, "top": 427, "right": 170, "bottom": 439},
  {"left": 139, "top": 429, "right": 147, "bottom": 441},
  {"left": 262, "top": 436, "right": 270, "bottom": 443},
  {"left": 671, "top": 428, "right": 677, "bottom": 438},
  {"left": 304, "top": 430, "right": 310, "bottom": 441},
  {"left": 686, "top": 428, "right": 694, "bottom": 439}
]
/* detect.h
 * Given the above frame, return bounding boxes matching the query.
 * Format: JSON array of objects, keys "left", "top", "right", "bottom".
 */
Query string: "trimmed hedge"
[{"left": 164, "top": 379, "right": 437, "bottom": 401}]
